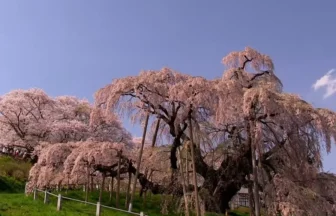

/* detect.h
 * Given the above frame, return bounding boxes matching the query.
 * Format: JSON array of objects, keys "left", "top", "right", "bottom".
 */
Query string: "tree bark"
[
  {"left": 90, "top": 176, "right": 94, "bottom": 192},
  {"left": 178, "top": 148, "right": 190, "bottom": 216},
  {"left": 129, "top": 113, "right": 149, "bottom": 212},
  {"left": 109, "top": 177, "right": 114, "bottom": 202},
  {"left": 248, "top": 121, "right": 261, "bottom": 216},
  {"left": 248, "top": 180, "right": 256, "bottom": 216},
  {"left": 99, "top": 174, "right": 105, "bottom": 203},
  {"left": 188, "top": 115, "right": 201, "bottom": 216},
  {"left": 186, "top": 145, "right": 190, "bottom": 186},
  {"left": 116, "top": 151, "right": 121, "bottom": 208},
  {"left": 85, "top": 166, "right": 90, "bottom": 202},
  {"left": 251, "top": 146, "right": 261, "bottom": 216}
]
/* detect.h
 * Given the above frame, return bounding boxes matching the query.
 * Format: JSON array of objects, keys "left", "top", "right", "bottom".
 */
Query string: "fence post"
[
  {"left": 57, "top": 194, "right": 62, "bottom": 211},
  {"left": 44, "top": 190, "right": 49, "bottom": 204},
  {"left": 33, "top": 188, "right": 37, "bottom": 200},
  {"left": 140, "top": 212, "right": 144, "bottom": 216},
  {"left": 96, "top": 202, "right": 101, "bottom": 216},
  {"left": 128, "top": 203, "right": 132, "bottom": 212}
]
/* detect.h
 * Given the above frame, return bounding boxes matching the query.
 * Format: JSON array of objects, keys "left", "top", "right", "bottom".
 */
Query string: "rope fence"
[{"left": 33, "top": 188, "right": 147, "bottom": 216}]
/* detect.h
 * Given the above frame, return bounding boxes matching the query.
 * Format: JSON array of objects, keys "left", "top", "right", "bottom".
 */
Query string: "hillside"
[{"left": 0, "top": 156, "right": 31, "bottom": 193}]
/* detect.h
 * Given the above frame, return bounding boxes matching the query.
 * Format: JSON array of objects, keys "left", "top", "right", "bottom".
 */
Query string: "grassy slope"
[
  {"left": 0, "top": 190, "right": 250, "bottom": 216},
  {"left": 0, "top": 156, "right": 29, "bottom": 194},
  {"left": 0, "top": 176, "right": 25, "bottom": 193},
  {"left": 0, "top": 156, "right": 31, "bottom": 181}
]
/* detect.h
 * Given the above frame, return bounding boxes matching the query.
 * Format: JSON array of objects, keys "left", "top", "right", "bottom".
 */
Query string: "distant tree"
[
  {"left": 26, "top": 141, "right": 130, "bottom": 194},
  {"left": 0, "top": 89, "right": 132, "bottom": 164},
  {"left": 27, "top": 142, "right": 75, "bottom": 192},
  {"left": 0, "top": 89, "right": 55, "bottom": 152}
]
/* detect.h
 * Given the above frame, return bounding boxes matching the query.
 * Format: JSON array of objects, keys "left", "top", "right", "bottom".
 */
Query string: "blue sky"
[{"left": 0, "top": 1, "right": 335, "bottom": 172}]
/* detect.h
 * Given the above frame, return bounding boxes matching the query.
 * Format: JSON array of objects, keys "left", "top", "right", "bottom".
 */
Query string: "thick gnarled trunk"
[{"left": 124, "top": 143, "right": 251, "bottom": 213}]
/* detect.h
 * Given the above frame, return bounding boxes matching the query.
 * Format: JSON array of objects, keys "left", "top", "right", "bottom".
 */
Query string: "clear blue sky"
[{"left": 0, "top": 1, "right": 335, "bottom": 172}]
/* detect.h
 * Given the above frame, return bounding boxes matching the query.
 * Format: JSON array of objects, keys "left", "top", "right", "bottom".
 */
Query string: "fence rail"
[{"left": 33, "top": 188, "right": 146, "bottom": 216}]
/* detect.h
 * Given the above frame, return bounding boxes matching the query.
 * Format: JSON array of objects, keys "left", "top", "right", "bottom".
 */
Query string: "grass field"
[{"left": 0, "top": 190, "right": 250, "bottom": 216}]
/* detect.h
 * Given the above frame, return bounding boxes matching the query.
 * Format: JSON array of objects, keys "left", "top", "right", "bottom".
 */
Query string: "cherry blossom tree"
[
  {"left": 214, "top": 47, "right": 336, "bottom": 215},
  {"left": 27, "top": 141, "right": 130, "bottom": 196},
  {"left": 93, "top": 67, "right": 231, "bottom": 212},
  {"left": 0, "top": 89, "right": 55, "bottom": 152},
  {"left": 48, "top": 96, "right": 91, "bottom": 143},
  {"left": 26, "top": 142, "right": 75, "bottom": 192},
  {"left": 89, "top": 107, "right": 132, "bottom": 143},
  {"left": 94, "top": 47, "right": 336, "bottom": 214},
  {"left": 0, "top": 89, "right": 132, "bottom": 164}
]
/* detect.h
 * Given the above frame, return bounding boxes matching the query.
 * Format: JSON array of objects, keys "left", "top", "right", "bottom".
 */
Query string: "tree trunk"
[
  {"left": 99, "top": 174, "right": 105, "bottom": 203},
  {"left": 178, "top": 148, "right": 190, "bottom": 216},
  {"left": 129, "top": 113, "right": 149, "bottom": 212},
  {"left": 125, "top": 172, "right": 132, "bottom": 208},
  {"left": 257, "top": 150, "right": 266, "bottom": 210},
  {"left": 148, "top": 171, "right": 153, "bottom": 200},
  {"left": 186, "top": 146, "right": 190, "bottom": 186},
  {"left": 124, "top": 138, "right": 252, "bottom": 214},
  {"left": 248, "top": 121, "right": 261, "bottom": 216},
  {"left": 116, "top": 152, "right": 121, "bottom": 208},
  {"left": 143, "top": 190, "right": 147, "bottom": 207},
  {"left": 248, "top": 180, "right": 256, "bottom": 216},
  {"left": 151, "top": 118, "right": 160, "bottom": 147},
  {"left": 188, "top": 115, "right": 201, "bottom": 216},
  {"left": 90, "top": 176, "right": 94, "bottom": 192},
  {"left": 66, "top": 176, "right": 69, "bottom": 194},
  {"left": 85, "top": 166, "right": 90, "bottom": 202},
  {"left": 251, "top": 145, "right": 261, "bottom": 216},
  {"left": 109, "top": 177, "right": 114, "bottom": 202}
]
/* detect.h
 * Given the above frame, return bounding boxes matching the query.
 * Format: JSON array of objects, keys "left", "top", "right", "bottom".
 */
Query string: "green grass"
[
  {"left": 0, "top": 156, "right": 30, "bottom": 194},
  {"left": 0, "top": 191, "right": 177, "bottom": 216},
  {"left": 0, "top": 193, "right": 97, "bottom": 216},
  {"left": 0, "top": 190, "right": 250, "bottom": 216},
  {"left": 0, "top": 175, "right": 25, "bottom": 193},
  {"left": 230, "top": 207, "right": 250, "bottom": 216}
]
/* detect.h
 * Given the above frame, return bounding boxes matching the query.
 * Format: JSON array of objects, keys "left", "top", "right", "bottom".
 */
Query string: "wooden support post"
[
  {"left": 96, "top": 202, "right": 101, "bottom": 216},
  {"left": 129, "top": 113, "right": 149, "bottom": 212},
  {"left": 33, "top": 188, "right": 37, "bottom": 200},
  {"left": 44, "top": 190, "right": 49, "bottom": 204},
  {"left": 57, "top": 194, "right": 62, "bottom": 211}
]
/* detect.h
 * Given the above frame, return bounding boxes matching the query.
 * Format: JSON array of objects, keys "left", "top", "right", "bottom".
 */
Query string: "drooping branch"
[{"left": 239, "top": 55, "right": 253, "bottom": 70}]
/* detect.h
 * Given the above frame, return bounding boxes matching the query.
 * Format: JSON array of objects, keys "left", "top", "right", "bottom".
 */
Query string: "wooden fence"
[{"left": 32, "top": 188, "right": 147, "bottom": 216}]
